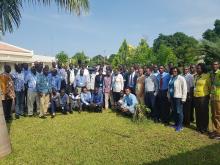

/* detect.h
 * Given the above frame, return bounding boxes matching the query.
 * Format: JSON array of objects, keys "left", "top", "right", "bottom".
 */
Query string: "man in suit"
[{"left": 126, "top": 66, "right": 137, "bottom": 94}]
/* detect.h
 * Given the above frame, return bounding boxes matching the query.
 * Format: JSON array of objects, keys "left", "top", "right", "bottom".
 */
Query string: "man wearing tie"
[
  {"left": 126, "top": 66, "right": 137, "bottom": 94},
  {"left": 156, "top": 65, "right": 171, "bottom": 124}
]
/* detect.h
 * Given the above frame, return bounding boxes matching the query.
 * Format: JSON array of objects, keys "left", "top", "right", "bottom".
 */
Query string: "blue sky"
[{"left": 3, "top": 0, "right": 220, "bottom": 57}]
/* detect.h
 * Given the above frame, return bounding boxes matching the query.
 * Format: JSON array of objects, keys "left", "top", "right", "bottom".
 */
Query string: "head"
[
  {"left": 80, "top": 69, "right": 84, "bottom": 76},
  {"left": 138, "top": 68, "right": 144, "bottom": 76},
  {"left": 98, "top": 69, "right": 103, "bottom": 75},
  {"left": 130, "top": 66, "right": 135, "bottom": 73},
  {"left": 168, "top": 62, "right": 174, "bottom": 69},
  {"left": 82, "top": 87, "right": 87, "bottom": 93},
  {"left": 190, "top": 64, "right": 196, "bottom": 74},
  {"left": 15, "top": 64, "right": 22, "bottom": 73},
  {"left": 146, "top": 67, "right": 152, "bottom": 76},
  {"left": 212, "top": 61, "right": 219, "bottom": 72},
  {"left": 31, "top": 66, "right": 36, "bottom": 75},
  {"left": 106, "top": 70, "right": 111, "bottom": 76},
  {"left": 171, "top": 67, "right": 180, "bottom": 77},
  {"left": 153, "top": 64, "right": 158, "bottom": 73},
  {"left": 125, "top": 87, "right": 131, "bottom": 96},
  {"left": 94, "top": 87, "right": 99, "bottom": 94},
  {"left": 57, "top": 62, "right": 62, "bottom": 69},
  {"left": 114, "top": 68, "right": 119, "bottom": 75},
  {"left": 52, "top": 62, "right": 57, "bottom": 68},
  {"left": 159, "top": 65, "right": 165, "bottom": 74},
  {"left": 23, "top": 63, "right": 28, "bottom": 70},
  {"left": 52, "top": 88, "right": 57, "bottom": 95},
  {"left": 183, "top": 66, "right": 190, "bottom": 75},
  {"left": 196, "top": 63, "right": 207, "bottom": 75},
  {"left": 43, "top": 66, "right": 49, "bottom": 76},
  {"left": 4, "top": 64, "right": 11, "bottom": 73},
  {"left": 69, "top": 63, "right": 74, "bottom": 70},
  {"left": 60, "top": 89, "right": 66, "bottom": 97}
]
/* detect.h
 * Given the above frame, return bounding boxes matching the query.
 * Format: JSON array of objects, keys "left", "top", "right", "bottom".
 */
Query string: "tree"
[
  {"left": 154, "top": 44, "right": 177, "bottom": 66},
  {"left": 56, "top": 51, "right": 69, "bottom": 65},
  {"left": 201, "top": 19, "right": 220, "bottom": 64},
  {"left": 153, "top": 32, "right": 199, "bottom": 65},
  {"left": 0, "top": 0, "right": 89, "bottom": 34},
  {"left": 71, "top": 51, "right": 88, "bottom": 65},
  {"left": 90, "top": 55, "right": 104, "bottom": 66}
]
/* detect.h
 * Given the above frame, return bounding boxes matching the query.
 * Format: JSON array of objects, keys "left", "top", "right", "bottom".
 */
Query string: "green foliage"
[
  {"left": 133, "top": 104, "right": 151, "bottom": 123},
  {"left": 0, "top": 0, "right": 89, "bottom": 34},
  {"left": 55, "top": 51, "right": 69, "bottom": 65},
  {"left": 153, "top": 32, "right": 199, "bottom": 65},
  {"left": 202, "top": 19, "right": 220, "bottom": 64},
  {"left": 71, "top": 51, "right": 88, "bottom": 65},
  {"left": 89, "top": 54, "right": 105, "bottom": 66},
  {"left": 154, "top": 44, "right": 177, "bottom": 66}
]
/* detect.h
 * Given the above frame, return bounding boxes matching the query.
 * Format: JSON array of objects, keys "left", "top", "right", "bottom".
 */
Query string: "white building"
[{"left": 0, "top": 42, "right": 55, "bottom": 72}]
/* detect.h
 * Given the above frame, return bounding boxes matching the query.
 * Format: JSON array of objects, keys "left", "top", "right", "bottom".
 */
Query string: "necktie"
[{"left": 160, "top": 74, "right": 163, "bottom": 89}]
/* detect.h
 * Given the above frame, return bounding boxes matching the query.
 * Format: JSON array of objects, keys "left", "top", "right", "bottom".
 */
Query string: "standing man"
[
  {"left": 112, "top": 68, "right": 124, "bottom": 105},
  {"left": 144, "top": 67, "right": 158, "bottom": 120},
  {"left": 126, "top": 66, "right": 137, "bottom": 94},
  {"left": 36, "top": 66, "right": 52, "bottom": 118},
  {"left": 11, "top": 64, "right": 25, "bottom": 119},
  {"left": 25, "top": 66, "right": 38, "bottom": 116},
  {"left": 210, "top": 61, "right": 220, "bottom": 139},
  {"left": 87, "top": 68, "right": 96, "bottom": 92},
  {"left": 0, "top": 65, "right": 15, "bottom": 123},
  {"left": 95, "top": 69, "right": 104, "bottom": 93},
  {"left": 57, "top": 62, "right": 67, "bottom": 90},
  {"left": 190, "top": 64, "right": 197, "bottom": 122},
  {"left": 74, "top": 69, "right": 87, "bottom": 94},
  {"left": 50, "top": 69, "right": 61, "bottom": 92},
  {"left": 135, "top": 68, "right": 145, "bottom": 104},
  {"left": 103, "top": 70, "right": 112, "bottom": 110},
  {"left": 182, "top": 66, "right": 194, "bottom": 127},
  {"left": 156, "top": 65, "right": 171, "bottom": 124},
  {"left": 67, "top": 63, "right": 75, "bottom": 94},
  {"left": 23, "top": 63, "right": 29, "bottom": 115}
]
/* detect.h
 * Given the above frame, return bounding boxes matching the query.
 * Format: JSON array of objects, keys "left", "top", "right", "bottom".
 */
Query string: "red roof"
[{"left": 0, "top": 42, "right": 31, "bottom": 53}]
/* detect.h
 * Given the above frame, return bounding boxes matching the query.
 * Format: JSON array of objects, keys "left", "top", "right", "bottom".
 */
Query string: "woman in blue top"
[{"left": 168, "top": 67, "right": 187, "bottom": 132}]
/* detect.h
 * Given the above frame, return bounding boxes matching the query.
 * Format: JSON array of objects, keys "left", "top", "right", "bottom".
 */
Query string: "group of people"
[{"left": 0, "top": 60, "right": 220, "bottom": 140}]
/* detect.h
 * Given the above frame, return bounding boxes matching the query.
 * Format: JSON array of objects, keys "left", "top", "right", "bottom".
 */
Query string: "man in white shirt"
[{"left": 112, "top": 68, "right": 124, "bottom": 105}]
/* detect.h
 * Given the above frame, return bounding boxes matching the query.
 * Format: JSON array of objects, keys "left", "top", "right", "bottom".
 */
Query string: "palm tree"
[{"left": 0, "top": 0, "right": 89, "bottom": 35}]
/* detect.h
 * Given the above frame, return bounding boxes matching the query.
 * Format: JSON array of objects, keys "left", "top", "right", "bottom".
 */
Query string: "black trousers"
[
  {"left": 2, "top": 99, "right": 13, "bottom": 121},
  {"left": 156, "top": 90, "right": 170, "bottom": 123},
  {"left": 112, "top": 92, "right": 121, "bottom": 103},
  {"left": 183, "top": 93, "right": 192, "bottom": 126},
  {"left": 194, "top": 95, "right": 210, "bottom": 131}
]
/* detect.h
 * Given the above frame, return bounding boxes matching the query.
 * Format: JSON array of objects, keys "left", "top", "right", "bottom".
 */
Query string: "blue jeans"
[
  {"left": 145, "top": 91, "right": 156, "bottom": 118},
  {"left": 51, "top": 100, "right": 57, "bottom": 114},
  {"left": 171, "top": 97, "right": 183, "bottom": 128},
  {"left": 15, "top": 91, "right": 25, "bottom": 116}
]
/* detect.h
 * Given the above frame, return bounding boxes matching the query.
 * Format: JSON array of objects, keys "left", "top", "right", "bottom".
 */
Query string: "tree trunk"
[{"left": 0, "top": 98, "right": 12, "bottom": 159}]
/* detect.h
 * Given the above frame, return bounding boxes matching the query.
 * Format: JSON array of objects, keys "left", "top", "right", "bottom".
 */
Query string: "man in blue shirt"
[
  {"left": 80, "top": 87, "right": 92, "bottom": 111},
  {"left": 25, "top": 66, "right": 37, "bottom": 116},
  {"left": 36, "top": 66, "right": 52, "bottom": 118},
  {"left": 74, "top": 69, "right": 87, "bottom": 94},
  {"left": 50, "top": 69, "right": 61, "bottom": 92},
  {"left": 156, "top": 65, "right": 171, "bottom": 124},
  {"left": 91, "top": 87, "right": 103, "bottom": 112},
  {"left": 120, "top": 87, "right": 138, "bottom": 116},
  {"left": 11, "top": 64, "right": 25, "bottom": 119}
]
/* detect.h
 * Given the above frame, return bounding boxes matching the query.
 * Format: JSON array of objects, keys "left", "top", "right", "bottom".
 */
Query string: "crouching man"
[
  {"left": 91, "top": 87, "right": 103, "bottom": 112},
  {"left": 120, "top": 87, "right": 138, "bottom": 116}
]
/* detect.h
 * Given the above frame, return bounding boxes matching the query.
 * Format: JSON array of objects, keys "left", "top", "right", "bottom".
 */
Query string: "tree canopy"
[{"left": 55, "top": 51, "right": 69, "bottom": 65}]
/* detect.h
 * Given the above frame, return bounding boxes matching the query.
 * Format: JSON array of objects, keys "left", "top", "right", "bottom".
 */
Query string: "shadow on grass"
[{"left": 143, "top": 142, "right": 220, "bottom": 165}]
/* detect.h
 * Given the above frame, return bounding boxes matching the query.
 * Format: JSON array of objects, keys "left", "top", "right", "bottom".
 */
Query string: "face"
[
  {"left": 5, "top": 65, "right": 11, "bottom": 73},
  {"left": 107, "top": 70, "right": 111, "bottom": 76},
  {"left": 159, "top": 66, "right": 164, "bottom": 74},
  {"left": 43, "top": 67, "right": 49, "bottom": 76},
  {"left": 31, "top": 67, "right": 36, "bottom": 75},
  {"left": 183, "top": 67, "right": 189, "bottom": 75},
  {"left": 52, "top": 62, "right": 56, "bottom": 68},
  {"left": 153, "top": 65, "right": 158, "bottom": 72},
  {"left": 80, "top": 69, "right": 84, "bottom": 75},
  {"left": 69, "top": 63, "right": 73, "bottom": 69},
  {"left": 190, "top": 65, "right": 196, "bottom": 73},
  {"left": 82, "top": 88, "right": 87, "bottom": 93},
  {"left": 60, "top": 90, "right": 65, "bottom": 96},
  {"left": 139, "top": 68, "right": 144, "bottom": 75},
  {"left": 146, "top": 68, "right": 151, "bottom": 76},
  {"left": 172, "top": 68, "right": 178, "bottom": 76},
  {"left": 125, "top": 88, "right": 130, "bottom": 95},
  {"left": 23, "top": 63, "right": 28, "bottom": 70},
  {"left": 212, "top": 62, "right": 219, "bottom": 71},
  {"left": 130, "top": 67, "right": 134, "bottom": 73},
  {"left": 58, "top": 62, "right": 62, "bottom": 69},
  {"left": 114, "top": 69, "right": 118, "bottom": 75},
  {"left": 16, "top": 64, "right": 22, "bottom": 73},
  {"left": 196, "top": 65, "right": 202, "bottom": 75},
  {"left": 99, "top": 70, "right": 103, "bottom": 75},
  {"left": 94, "top": 88, "right": 98, "bottom": 93}
]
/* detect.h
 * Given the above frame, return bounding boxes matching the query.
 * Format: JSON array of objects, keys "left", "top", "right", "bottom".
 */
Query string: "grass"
[{"left": 1, "top": 110, "right": 220, "bottom": 165}]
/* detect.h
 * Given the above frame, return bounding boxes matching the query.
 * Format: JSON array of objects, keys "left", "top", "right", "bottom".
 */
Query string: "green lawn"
[{"left": 1, "top": 110, "right": 220, "bottom": 165}]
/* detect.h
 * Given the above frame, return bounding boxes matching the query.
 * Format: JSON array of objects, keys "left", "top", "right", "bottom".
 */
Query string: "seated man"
[
  {"left": 120, "top": 87, "right": 138, "bottom": 116},
  {"left": 60, "top": 89, "right": 72, "bottom": 114},
  {"left": 69, "top": 89, "right": 81, "bottom": 113},
  {"left": 50, "top": 88, "right": 60, "bottom": 118},
  {"left": 80, "top": 87, "right": 92, "bottom": 111},
  {"left": 91, "top": 87, "right": 103, "bottom": 112}
]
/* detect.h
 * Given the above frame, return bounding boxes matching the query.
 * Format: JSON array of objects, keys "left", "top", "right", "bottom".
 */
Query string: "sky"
[{"left": 3, "top": 0, "right": 220, "bottom": 57}]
